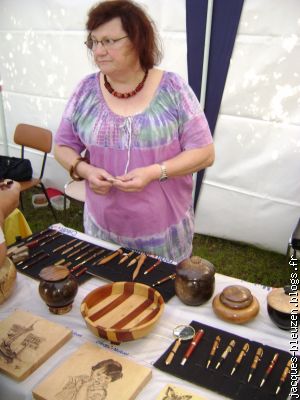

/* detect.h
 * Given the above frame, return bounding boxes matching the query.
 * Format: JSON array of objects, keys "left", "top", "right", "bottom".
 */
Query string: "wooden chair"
[
  {"left": 14, "top": 123, "right": 57, "bottom": 220},
  {"left": 63, "top": 179, "right": 85, "bottom": 222}
]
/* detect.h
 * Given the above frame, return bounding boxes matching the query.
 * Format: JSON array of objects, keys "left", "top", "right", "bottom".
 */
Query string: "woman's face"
[
  {"left": 91, "top": 17, "right": 139, "bottom": 75},
  {"left": 92, "top": 367, "right": 112, "bottom": 385}
]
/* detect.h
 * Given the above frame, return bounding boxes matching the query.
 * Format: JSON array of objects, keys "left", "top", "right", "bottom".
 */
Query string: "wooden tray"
[{"left": 81, "top": 281, "right": 165, "bottom": 343}]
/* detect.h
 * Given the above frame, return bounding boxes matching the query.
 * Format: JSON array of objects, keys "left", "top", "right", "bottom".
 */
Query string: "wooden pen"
[
  {"left": 152, "top": 273, "right": 176, "bottom": 287},
  {"left": 98, "top": 249, "right": 123, "bottom": 265},
  {"left": 132, "top": 253, "right": 147, "bottom": 280},
  {"left": 127, "top": 254, "right": 141, "bottom": 267},
  {"left": 260, "top": 353, "right": 279, "bottom": 387},
  {"left": 215, "top": 339, "right": 236, "bottom": 369},
  {"left": 180, "top": 329, "right": 205, "bottom": 366},
  {"left": 206, "top": 335, "right": 221, "bottom": 368},
  {"left": 144, "top": 260, "right": 161, "bottom": 275},
  {"left": 118, "top": 251, "right": 134, "bottom": 264}
]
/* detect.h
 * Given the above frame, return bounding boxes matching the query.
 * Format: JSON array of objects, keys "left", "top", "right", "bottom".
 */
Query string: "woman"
[
  {"left": 55, "top": 358, "right": 123, "bottom": 400},
  {"left": 54, "top": 0, "right": 214, "bottom": 263}
]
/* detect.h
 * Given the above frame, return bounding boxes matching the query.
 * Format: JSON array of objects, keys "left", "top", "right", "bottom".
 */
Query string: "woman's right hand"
[{"left": 85, "top": 165, "right": 116, "bottom": 196}]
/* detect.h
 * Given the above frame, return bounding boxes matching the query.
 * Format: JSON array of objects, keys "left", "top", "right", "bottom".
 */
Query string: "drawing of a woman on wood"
[{"left": 55, "top": 358, "right": 123, "bottom": 400}]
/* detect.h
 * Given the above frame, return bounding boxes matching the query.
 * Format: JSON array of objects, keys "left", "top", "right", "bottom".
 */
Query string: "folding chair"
[{"left": 13, "top": 123, "right": 57, "bottom": 220}]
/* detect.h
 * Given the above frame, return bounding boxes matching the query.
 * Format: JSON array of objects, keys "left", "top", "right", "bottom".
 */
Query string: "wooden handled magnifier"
[{"left": 165, "top": 325, "right": 195, "bottom": 365}]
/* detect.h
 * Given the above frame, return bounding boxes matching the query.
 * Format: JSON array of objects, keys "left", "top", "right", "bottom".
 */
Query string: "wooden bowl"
[
  {"left": 81, "top": 282, "right": 165, "bottom": 343},
  {"left": 0, "top": 257, "right": 17, "bottom": 304}
]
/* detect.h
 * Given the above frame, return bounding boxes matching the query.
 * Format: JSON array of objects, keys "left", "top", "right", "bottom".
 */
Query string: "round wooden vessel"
[
  {"left": 0, "top": 257, "right": 17, "bottom": 304},
  {"left": 39, "top": 265, "right": 78, "bottom": 314},
  {"left": 175, "top": 256, "right": 215, "bottom": 306},
  {"left": 81, "top": 281, "right": 165, "bottom": 343},
  {"left": 212, "top": 285, "right": 259, "bottom": 324},
  {"left": 267, "top": 286, "right": 299, "bottom": 330}
]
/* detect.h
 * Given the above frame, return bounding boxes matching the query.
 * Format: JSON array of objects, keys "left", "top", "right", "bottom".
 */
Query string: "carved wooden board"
[
  {"left": 156, "top": 384, "right": 207, "bottom": 400},
  {"left": 33, "top": 342, "right": 152, "bottom": 400},
  {"left": 0, "top": 309, "right": 72, "bottom": 381}
]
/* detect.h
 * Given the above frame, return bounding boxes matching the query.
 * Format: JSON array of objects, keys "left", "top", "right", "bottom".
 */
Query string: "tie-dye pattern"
[{"left": 55, "top": 71, "right": 212, "bottom": 262}]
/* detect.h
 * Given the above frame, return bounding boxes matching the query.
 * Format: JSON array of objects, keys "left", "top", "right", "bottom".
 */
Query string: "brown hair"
[
  {"left": 86, "top": 0, "right": 163, "bottom": 70},
  {"left": 92, "top": 359, "right": 123, "bottom": 382}
]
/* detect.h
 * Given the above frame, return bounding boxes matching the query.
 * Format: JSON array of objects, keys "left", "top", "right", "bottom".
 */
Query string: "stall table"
[{"left": 0, "top": 224, "right": 295, "bottom": 400}]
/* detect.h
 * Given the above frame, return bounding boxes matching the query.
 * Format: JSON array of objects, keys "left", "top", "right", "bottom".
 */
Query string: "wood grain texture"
[
  {"left": 33, "top": 342, "right": 152, "bottom": 400},
  {"left": 81, "top": 282, "right": 164, "bottom": 343},
  {"left": 0, "top": 309, "right": 72, "bottom": 381}
]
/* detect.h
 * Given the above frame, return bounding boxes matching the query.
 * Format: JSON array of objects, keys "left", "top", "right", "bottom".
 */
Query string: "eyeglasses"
[{"left": 84, "top": 36, "right": 128, "bottom": 51}]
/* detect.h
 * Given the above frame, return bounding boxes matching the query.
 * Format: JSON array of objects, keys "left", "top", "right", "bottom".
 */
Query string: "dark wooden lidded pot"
[
  {"left": 175, "top": 256, "right": 215, "bottom": 306},
  {"left": 267, "top": 285, "right": 299, "bottom": 330},
  {"left": 212, "top": 285, "right": 260, "bottom": 324},
  {"left": 39, "top": 265, "right": 78, "bottom": 314}
]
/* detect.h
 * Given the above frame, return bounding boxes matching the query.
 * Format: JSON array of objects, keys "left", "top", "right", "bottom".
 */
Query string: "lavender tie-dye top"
[{"left": 55, "top": 71, "right": 212, "bottom": 262}]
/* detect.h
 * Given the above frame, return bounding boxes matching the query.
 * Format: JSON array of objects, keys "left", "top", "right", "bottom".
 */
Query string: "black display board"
[
  {"left": 154, "top": 320, "right": 296, "bottom": 400},
  {"left": 10, "top": 228, "right": 176, "bottom": 302}
]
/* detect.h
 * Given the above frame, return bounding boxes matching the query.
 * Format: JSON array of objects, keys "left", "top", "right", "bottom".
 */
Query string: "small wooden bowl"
[
  {"left": 0, "top": 257, "right": 17, "bottom": 304},
  {"left": 212, "top": 285, "right": 259, "bottom": 324},
  {"left": 81, "top": 282, "right": 165, "bottom": 343}
]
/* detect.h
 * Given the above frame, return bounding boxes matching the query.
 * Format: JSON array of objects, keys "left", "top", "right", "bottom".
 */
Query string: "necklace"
[{"left": 104, "top": 70, "right": 148, "bottom": 99}]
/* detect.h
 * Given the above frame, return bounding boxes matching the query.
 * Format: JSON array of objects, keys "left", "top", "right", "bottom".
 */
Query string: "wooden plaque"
[
  {"left": 156, "top": 384, "right": 207, "bottom": 399},
  {"left": 33, "top": 342, "right": 152, "bottom": 400},
  {"left": 0, "top": 309, "right": 72, "bottom": 381}
]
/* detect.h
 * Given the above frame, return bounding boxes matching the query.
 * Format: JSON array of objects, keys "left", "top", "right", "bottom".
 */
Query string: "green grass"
[{"left": 20, "top": 188, "right": 289, "bottom": 288}]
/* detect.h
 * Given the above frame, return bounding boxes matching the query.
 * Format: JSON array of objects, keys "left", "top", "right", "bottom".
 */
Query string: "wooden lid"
[
  {"left": 39, "top": 266, "right": 70, "bottom": 282},
  {"left": 220, "top": 285, "right": 253, "bottom": 309},
  {"left": 267, "top": 286, "right": 299, "bottom": 314},
  {"left": 177, "top": 256, "right": 215, "bottom": 281}
]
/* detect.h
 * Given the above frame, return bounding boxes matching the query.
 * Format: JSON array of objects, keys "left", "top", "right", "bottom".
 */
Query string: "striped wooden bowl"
[{"left": 81, "top": 281, "right": 165, "bottom": 343}]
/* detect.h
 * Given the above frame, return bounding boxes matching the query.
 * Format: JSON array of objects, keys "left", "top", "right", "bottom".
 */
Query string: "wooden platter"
[
  {"left": 33, "top": 342, "right": 152, "bottom": 400},
  {"left": 81, "top": 282, "right": 165, "bottom": 343},
  {"left": 0, "top": 309, "right": 72, "bottom": 381}
]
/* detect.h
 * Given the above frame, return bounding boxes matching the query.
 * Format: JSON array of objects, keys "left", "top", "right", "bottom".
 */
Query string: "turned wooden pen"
[
  {"left": 144, "top": 260, "right": 161, "bottom": 275},
  {"left": 132, "top": 253, "right": 147, "bottom": 280},
  {"left": 98, "top": 248, "right": 123, "bottom": 265},
  {"left": 276, "top": 359, "right": 292, "bottom": 394},
  {"left": 152, "top": 273, "right": 176, "bottom": 287},
  {"left": 53, "top": 238, "right": 77, "bottom": 252},
  {"left": 67, "top": 243, "right": 90, "bottom": 258},
  {"left": 215, "top": 339, "right": 236, "bottom": 369},
  {"left": 247, "top": 347, "right": 263, "bottom": 382},
  {"left": 127, "top": 254, "right": 141, "bottom": 267},
  {"left": 22, "top": 252, "right": 49, "bottom": 270},
  {"left": 180, "top": 329, "right": 204, "bottom": 366},
  {"left": 260, "top": 352, "right": 279, "bottom": 387},
  {"left": 231, "top": 343, "right": 250, "bottom": 375},
  {"left": 118, "top": 251, "right": 134, "bottom": 264},
  {"left": 39, "top": 232, "right": 63, "bottom": 246},
  {"left": 206, "top": 335, "right": 221, "bottom": 368},
  {"left": 70, "top": 250, "right": 105, "bottom": 272},
  {"left": 165, "top": 338, "right": 182, "bottom": 365}
]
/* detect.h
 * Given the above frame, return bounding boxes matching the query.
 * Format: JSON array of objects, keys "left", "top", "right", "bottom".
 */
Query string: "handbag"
[{"left": 0, "top": 156, "right": 33, "bottom": 181}]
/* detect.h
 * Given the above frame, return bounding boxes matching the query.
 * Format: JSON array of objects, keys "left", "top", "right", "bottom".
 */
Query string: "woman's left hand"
[{"left": 113, "top": 165, "right": 160, "bottom": 192}]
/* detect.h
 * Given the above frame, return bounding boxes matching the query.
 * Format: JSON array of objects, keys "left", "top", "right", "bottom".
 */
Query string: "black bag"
[{"left": 0, "top": 156, "right": 33, "bottom": 181}]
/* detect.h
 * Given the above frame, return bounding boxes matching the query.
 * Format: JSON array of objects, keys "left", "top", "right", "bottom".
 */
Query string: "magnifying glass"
[{"left": 165, "top": 324, "right": 195, "bottom": 365}]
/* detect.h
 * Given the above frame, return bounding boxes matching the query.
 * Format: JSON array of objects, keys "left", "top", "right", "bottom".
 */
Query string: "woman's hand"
[
  {"left": 112, "top": 165, "right": 160, "bottom": 192},
  {"left": 86, "top": 166, "right": 116, "bottom": 195}
]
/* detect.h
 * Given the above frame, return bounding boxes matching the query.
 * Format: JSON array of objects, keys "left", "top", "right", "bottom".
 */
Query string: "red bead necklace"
[{"left": 104, "top": 70, "right": 148, "bottom": 99}]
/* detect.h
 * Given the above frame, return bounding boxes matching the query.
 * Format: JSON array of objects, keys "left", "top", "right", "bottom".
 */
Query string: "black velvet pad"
[
  {"left": 10, "top": 231, "right": 176, "bottom": 301},
  {"left": 154, "top": 320, "right": 297, "bottom": 400},
  {"left": 88, "top": 247, "right": 176, "bottom": 302}
]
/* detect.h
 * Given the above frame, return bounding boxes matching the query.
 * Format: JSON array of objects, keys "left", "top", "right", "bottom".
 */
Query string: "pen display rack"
[
  {"left": 9, "top": 228, "right": 176, "bottom": 302},
  {"left": 154, "top": 320, "right": 296, "bottom": 400}
]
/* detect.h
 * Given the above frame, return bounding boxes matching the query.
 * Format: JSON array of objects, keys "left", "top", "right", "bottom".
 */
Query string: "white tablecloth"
[{"left": 0, "top": 225, "right": 293, "bottom": 400}]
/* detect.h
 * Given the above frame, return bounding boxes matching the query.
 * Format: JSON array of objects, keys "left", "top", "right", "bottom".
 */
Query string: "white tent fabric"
[{"left": 0, "top": 0, "right": 299, "bottom": 255}]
